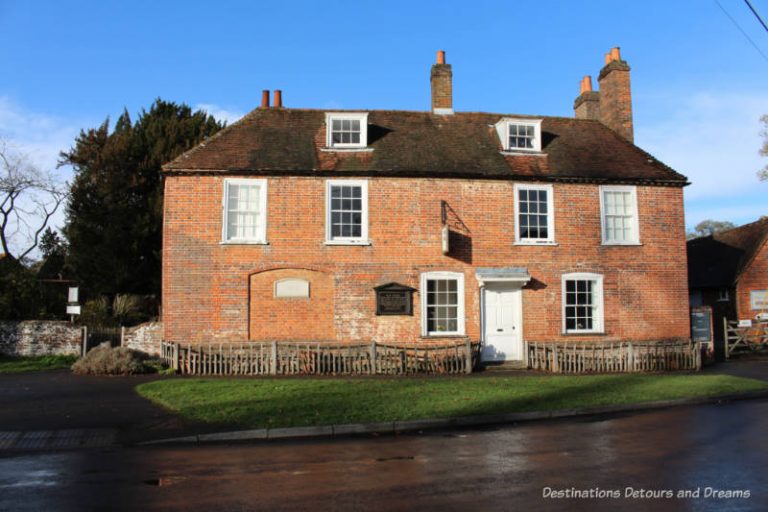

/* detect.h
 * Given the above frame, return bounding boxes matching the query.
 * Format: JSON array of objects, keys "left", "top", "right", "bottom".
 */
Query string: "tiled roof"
[
  {"left": 687, "top": 217, "right": 768, "bottom": 288},
  {"left": 163, "top": 108, "right": 688, "bottom": 185}
]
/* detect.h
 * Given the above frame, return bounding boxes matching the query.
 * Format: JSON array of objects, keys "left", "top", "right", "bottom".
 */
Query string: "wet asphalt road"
[{"left": 1, "top": 399, "right": 766, "bottom": 512}]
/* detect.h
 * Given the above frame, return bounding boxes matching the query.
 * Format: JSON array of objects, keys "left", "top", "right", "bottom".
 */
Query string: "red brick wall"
[
  {"left": 162, "top": 175, "right": 690, "bottom": 344},
  {"left": 736, "top": 239, "right": 768, "bottom": 320},
  {"left": 249, "top": 268, "right": 335, "bottom": 340}
]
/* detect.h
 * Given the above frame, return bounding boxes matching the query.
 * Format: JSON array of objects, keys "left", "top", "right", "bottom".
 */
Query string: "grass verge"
[
  {"left": 0, "top": 354, "right": 78, "bottom": 374},
  {"left": 135, "top": 373, "right": 768, "bottom": 429}
]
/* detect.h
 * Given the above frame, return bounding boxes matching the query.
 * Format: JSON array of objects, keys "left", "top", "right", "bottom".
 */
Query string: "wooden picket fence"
[
  {"left": 724, "top": 320, "right": 768, "bottom": 359},
  {"left": 526, "top": 340, "right": 701, "bottom": 373},
  {"left": 161, "top": 340, "right": 480, "bottom": 376}
]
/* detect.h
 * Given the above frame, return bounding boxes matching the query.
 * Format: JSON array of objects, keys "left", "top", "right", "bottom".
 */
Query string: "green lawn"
[
  {"left": 135, "top": 373, "right": 768, "bottom": 429},
  {"left": 0, "top": 354, "right": 78, "bottom": 374}
]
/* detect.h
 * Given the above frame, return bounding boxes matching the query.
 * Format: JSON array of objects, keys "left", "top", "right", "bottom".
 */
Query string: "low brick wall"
[
  {"left": 0, "top": 321, "right": 82, "bottom": 357},
  {"left": 123, "top": 322, "right": 163, "bottom": 356}
]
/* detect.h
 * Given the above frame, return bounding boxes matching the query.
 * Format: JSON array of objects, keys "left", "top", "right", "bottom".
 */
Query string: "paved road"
[
  {"left": 0, "top": 370, "right": 212, "bottom": 445},
  {"left": 1, "top": 399, "right": 766, "bottom": 512}
]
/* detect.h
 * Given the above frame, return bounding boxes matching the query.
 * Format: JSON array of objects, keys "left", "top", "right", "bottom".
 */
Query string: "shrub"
[
  {"left": 112, "top": 294, "right": 142, "bottom": 325},
  {"left": 72, "top": 344, "right": 151, "bottom": 375},
  {"left": 79, "top": 297, "right": 113, "bottom": 326}
]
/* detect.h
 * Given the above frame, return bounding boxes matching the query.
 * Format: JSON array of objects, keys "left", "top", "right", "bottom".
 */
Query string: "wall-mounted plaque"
[
  {"left": 274, "top": 278, "right": 310, "bottom": 298},
  {"left": 374, "top": 282, "right": 415, "bottom": 316}
]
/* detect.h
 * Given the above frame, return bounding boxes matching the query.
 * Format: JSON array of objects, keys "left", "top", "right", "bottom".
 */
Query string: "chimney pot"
[
  {"left": 261, "top": 90, "right": 270, "bottom": 108},
  {"left": 273, "top": 89, "right": 282, "bottom": 108},
  {"left": 436, "top": 50, "right": 446, "bottom": 64},
  {"left": 610, "top": 47, "right": 621, "bottom": 62},
  {"left": 579, "top": 76, "right": 593, "bottom": 94},
  {"left": 604, "top": 52, "right": 612, "bottom": 65}
]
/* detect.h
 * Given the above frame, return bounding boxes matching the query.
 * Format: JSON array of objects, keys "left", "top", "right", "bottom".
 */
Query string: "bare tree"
[{"left": 0, "top": 139, "right": 65, "bottom": 261}]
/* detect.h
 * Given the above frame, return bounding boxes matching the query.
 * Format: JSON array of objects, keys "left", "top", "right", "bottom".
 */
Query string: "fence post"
[
  {"left": 723, "top": 317, "right": 729, "bottom": 360},
  {"left": 627, "top": 342, "right": 634, "bottom": 372},
  {"left": 695, "top": 342, "right": 702, "bottom": 370},
  {"left": 81, "top": 326, "right": 88, "bottom": 357},
  {"left": 370, "top": 341, "right": 377, "bottom": 375},
  {"left": 120, "top": 326, "right": 126, "bottom": 347},
  {"left": 173, "top": 342, "right": 179, "bottom": 371},
  {"left": 270, "top": 340, "right": 277, "bottom": 375},
  {"left": 464, "top": 338, "right": 472, "bottom": 374},
  {"left": 552, "top": 344, "right": 559, "bottom": 373},
  {"left": 523, "top": 340, "right": 529, "bottom": 368}
]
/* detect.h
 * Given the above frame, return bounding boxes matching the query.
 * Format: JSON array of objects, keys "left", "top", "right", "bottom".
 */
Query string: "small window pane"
[
  {"left": 517, "top": 187, "right": 551, "bottom": 241},
  {"left": 328, "top": 183, "right": 365, "bottom": 240},
  {"left": 603, "top": 189, "right": 637, "bottom": 243},
  {"left": 329, "top": 116, "right": 364, "bottom": 146},
  {"left": 564, "top": 279, "right": 599, "bottom": 332},
  {"left": 225, "top": 182, "right": 263, "bottom": 241},
  {"left": 426, "top": 278, "right": 460, "bottom": 334}
]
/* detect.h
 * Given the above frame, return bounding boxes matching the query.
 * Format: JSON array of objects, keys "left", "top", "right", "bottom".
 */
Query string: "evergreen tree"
[{"left": 61, "top": 99, "right": 223, "bottom": 300}]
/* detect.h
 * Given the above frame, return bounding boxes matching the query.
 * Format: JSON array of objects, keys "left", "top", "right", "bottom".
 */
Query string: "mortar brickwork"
[{"left": 162, "top": 176, "right": 690, "bottom": 345}]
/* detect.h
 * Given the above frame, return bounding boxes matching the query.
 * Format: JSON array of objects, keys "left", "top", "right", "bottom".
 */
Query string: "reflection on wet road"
[{"left": 1, "top": 400, "right": 766, "bottom": 511}]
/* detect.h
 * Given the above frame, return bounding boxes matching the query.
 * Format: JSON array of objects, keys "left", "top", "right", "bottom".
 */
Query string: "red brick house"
[
  {"left": 688, "top": 217, "right": 768, "bottom": 347},
  {"left": 161, "top": 48, "right": 691, "bottom": 365}
]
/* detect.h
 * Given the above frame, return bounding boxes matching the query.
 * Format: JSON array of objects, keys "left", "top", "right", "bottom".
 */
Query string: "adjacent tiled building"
[
  {"left": 688, "top": 217, "right": 768, "bottom": 346},
  {"left": 161, "top": 48, "right": 691, "bottom": 364}
]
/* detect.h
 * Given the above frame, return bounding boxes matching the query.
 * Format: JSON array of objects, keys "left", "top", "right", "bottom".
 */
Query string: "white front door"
[{"left": 482, "top": 283, "right": 522, "bottom": 362}]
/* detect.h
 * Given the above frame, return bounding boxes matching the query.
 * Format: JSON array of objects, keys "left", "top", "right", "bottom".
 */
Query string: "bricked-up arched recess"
[{"left": 249, "top": 268, "right": 335, "bottom": 341}]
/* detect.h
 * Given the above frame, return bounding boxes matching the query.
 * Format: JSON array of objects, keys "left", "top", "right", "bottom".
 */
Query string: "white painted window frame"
[
  {"left": 325, "top": 179, "right": 370, "bottom": 245},
  {"left": 599, "top": 185, "right": 640, "bottom": 245},
  {"left": 495, "top": 118, "right": 542, "bottom": 153},
  {"left": 718, "top": 288, "right": 730, "bottom": 302},
  {"left": 420, "top": 271, "right": 466, "bottom": 336},
  {"left": 325, "top": 112, "right": 369, "bottom": 149},
  {"left": 513, "top": 183, "right": 556, "bottom": 245},
  {"left": 561, "top": 273, "right": 604, "bottom": 334},
  {"left": 221, "top": 178, "right": 268, "bottom": 244}
]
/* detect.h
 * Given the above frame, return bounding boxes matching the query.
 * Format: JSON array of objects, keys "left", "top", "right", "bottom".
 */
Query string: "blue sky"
[{"left": 1, "top": 0, "right": 767, "bottom": 240}]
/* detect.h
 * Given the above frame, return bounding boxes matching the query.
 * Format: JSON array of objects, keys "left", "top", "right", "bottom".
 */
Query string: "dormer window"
[
  {"left": 325, "top": 113, "right": 368, "bottom": 149},
  {"left": 496, "top": 118, "right": 542, "bottom": 153}
]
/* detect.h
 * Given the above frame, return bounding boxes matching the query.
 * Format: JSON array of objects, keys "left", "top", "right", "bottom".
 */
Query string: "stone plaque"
[
  {"left": 274, "top": 279, "right": 310, "bottom": 298},
  {"left": 375, "top": 283, "right": 414, "bottom": 315}
]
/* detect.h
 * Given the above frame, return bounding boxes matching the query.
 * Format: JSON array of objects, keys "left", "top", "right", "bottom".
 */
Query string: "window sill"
[
  {"left": 220, "top": 240, "right": 269, "bottom": 246},
  {"left": 499, "top": 150, "right": 545, "bottom": 157},
  {"left": 320, "top": 147, "right": 374, "bottom": 153},
  {"left": 420, "top": 334, "right": 468, "bottom": 339},
  {"left": 324, "top": 239, "right": 372, "bottom": 246},
  {"left": 514, "top": 241, "right": 558, "bottom": 246},
  {"left": 601, "top": 242, "right": 642, "bottom": 246},
  {"left": 561, "top": 331, "right": 606, "bottom": 336}
]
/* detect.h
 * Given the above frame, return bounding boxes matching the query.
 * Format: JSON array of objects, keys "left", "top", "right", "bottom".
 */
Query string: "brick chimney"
[
  {"left": 597, "top": 47, "right": 633, "bottom": 142},
  {"left": 261, "top": 90, "right": 270, "bottom": 108},
  {"left": 573, "top": 75, "right": 600, "bottom": 121},
  {"left": 430, "top": 50, "right": 453, "bottom": 115}
]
